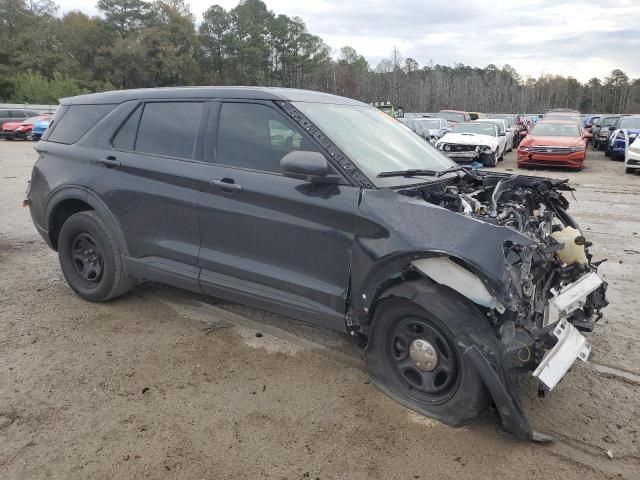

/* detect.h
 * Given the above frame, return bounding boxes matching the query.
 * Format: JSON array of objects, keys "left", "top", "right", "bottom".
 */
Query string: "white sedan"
[
  {"left": 474, "top": 118, "right": 513, "bottom": 153},
  {"left": 625, "top": 136, "right": 640, "bottom": 174},
  {"left": 435, "top": 122, "right": 505, "bottom": 167}
]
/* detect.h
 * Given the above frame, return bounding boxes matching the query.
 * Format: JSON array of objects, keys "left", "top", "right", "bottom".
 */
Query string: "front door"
[{"left": 197, "top": 101, "right": 359, "bottom": 330}]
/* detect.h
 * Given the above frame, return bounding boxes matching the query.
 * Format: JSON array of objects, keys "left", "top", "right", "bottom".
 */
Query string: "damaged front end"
[{"left": 374, "top": 171, "right": 608, "bottom": 440}]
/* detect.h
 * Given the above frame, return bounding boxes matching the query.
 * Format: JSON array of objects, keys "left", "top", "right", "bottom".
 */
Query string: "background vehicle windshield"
[
  {"left": 477, "top": 120, "right": 504, "bottom": 132},
  {"left": 415, "top": 119, "right": 442, "bottom": 129},
  {"left": 293, "top": 103, "right": 454, "bottom": 180},
  {"left": 488, "top": 114, "right": 515, "bottom": 125},
  {"left": 619, "top": 117, "right": 640, "bottom": 129},
  {"left": 450, "top": 123, "right": 496, "bottom": 136},
  {"left": 602, "top": 116, "right": 619, "bottom": 127},
  {"left": 530, "top": 123, "right": 580, "bottom": 137},
  {"left": 438, "top": 111, "right": 465, "bottom": 122}
]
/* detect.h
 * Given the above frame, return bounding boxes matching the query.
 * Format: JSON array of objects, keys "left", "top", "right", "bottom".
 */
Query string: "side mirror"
[
  {"left": 583, "top": 132, "right": 593, "bottom": 139},
  {"left": 608, "top": 126, "right": 615, "bottom": 131},
  {"left": 281, "top": 151, "right": 338, "bottom": 184},
  {"left": 519, "top": 130, "right": 527, "bottom": 137},
  {"left": 585, "top": 123, "right": 593, "bottom": 129}
]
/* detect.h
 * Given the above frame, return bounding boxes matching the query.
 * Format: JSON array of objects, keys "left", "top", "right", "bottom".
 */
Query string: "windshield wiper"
[
  {"left": 435, "top": 165, "right": 474, "bottom": 177},
  {"left": 377, "top": 165, "right": 475, "bottom": 179},
  {"left": 377, "top": 169, "right": 438, "bottom": 178}
]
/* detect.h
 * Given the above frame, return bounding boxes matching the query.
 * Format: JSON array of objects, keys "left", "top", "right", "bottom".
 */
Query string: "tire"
[
  {"left": 626, "top": 167, "right": 635, "bottom": 174},
  {"left": 365, "top": 291, "right": 490, "bottom": 427},
  {"left": 482, "top": 152, "right": 498, "bottom": 167},
  {"left": 605, "top": 144, "right": 611, "bottom": 157},
  {"left": 58, "top": 211, "right": 132, "bottom": 302},
  {"left": 499, "top": 149, "right": 505, "bottom": 162}
]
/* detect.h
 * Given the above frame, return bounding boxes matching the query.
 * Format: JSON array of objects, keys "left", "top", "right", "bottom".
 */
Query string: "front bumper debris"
[
  {"left": 533, "top": 318, "right": 591, "bottom": 390},
  {"left": 544, "top": 272, "right": 604, "bottom": 326}
]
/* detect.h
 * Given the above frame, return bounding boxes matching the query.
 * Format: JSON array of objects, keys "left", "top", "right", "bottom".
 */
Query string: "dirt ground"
[{"left": 1, "top": 140, "right": 639, "bottom": 479}]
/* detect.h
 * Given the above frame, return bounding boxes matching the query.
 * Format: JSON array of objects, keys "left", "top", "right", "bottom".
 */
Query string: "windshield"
[
  {"left": 476, "top": 120, "right": 504, "bottom": 132},
  {"left": 619, "top": 117, "right": 640, "bottom": 129},
  {"left": 450, "top": 123, "right": 497, "bottom": 136},
  {"left": 437, "top": 111, "right": 464, "bottom": 122},
  {"left": 487, "top": 114, "right": 515, "bottom": 126},
  {"left": 293, "top": 102, "right": 454, "bottom": 181},
  {"left": 602, "top": 116, "right": 619, "bottom": 127},
  {"left": 415, "top": 119, "right": 442, "bottom": 129},
  {"left": 22, "top": 116, "right": 45, "bottom": 123},
  {"left": 530, "top": 123, "right": 580, "bottom": 137}
]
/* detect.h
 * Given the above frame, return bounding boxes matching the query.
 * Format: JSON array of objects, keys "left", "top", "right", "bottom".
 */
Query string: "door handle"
[
  {"left": 97, "top": 155, "right": 121, "bottom": 168},
  {"left": 209, "top": 178, "right": 243, "bottom": 193}
]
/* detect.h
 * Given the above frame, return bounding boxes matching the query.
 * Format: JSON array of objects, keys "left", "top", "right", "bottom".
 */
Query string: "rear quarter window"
[{"left": 47, "top": 104, "right": 115, "bottom": 144}]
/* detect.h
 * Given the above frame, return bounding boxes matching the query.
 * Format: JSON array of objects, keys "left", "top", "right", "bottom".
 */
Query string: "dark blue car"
[{"left": 608, "top": 115, "right": 640, "bottom": 160}]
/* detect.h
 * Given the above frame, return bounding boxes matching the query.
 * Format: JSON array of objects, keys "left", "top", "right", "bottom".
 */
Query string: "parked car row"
[{"left": 0, "top": 113, "right": 53, "bottom": 140}]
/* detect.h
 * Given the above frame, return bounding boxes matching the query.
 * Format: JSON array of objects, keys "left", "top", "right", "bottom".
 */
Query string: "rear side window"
[
  {"left": 134, "top": 102, "right": 203, "bottom": 159},
  {"left": 47, "top": 104, "right": 115, "bottom": 144}
]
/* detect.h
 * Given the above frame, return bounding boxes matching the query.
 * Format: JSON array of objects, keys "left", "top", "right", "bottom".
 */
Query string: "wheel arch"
[
  {"left": 45, "top": 186, "right": 128, "bottom": 255},
  {"left": 351, "top": 251, "right": 504, "bottom": 335}
]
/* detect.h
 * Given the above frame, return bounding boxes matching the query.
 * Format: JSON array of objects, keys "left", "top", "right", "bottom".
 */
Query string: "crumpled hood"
[
  {"left": 355, "top": 188, "right": 537, "bottom": 301},
  {"left": 438, "top": 132, "right": 497, "bottom": 147}
]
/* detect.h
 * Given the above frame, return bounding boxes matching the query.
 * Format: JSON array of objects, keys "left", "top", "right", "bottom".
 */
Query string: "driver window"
[{"left": 215, "top": 102, "right": 319, "bottom": 173}]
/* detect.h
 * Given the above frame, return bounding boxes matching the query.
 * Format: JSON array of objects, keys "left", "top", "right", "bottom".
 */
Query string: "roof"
[
  {"left": 438, "top": 109, "right": 468, "bottom": 113},
  {"left": 535, "top": 119, "right": 582, "bottom": 125},
  {"left": 60, "top": 86, "right": 366, "bottom": 106}
]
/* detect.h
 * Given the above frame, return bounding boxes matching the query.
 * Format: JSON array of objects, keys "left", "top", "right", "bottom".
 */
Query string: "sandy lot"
[{"left": 1, "top": 141, "right": 639, "bottom": 479}]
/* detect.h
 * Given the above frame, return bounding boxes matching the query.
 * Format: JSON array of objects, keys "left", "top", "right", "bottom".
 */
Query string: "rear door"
[
  {"left": 197, "top": 100, "right": 360, "bottom": 329},
  {"left": 90, "top": 100, "right": 206, "bottom": 290}
]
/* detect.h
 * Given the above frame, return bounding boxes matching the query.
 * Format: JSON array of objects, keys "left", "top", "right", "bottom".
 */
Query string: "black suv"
[{"left": 27, "top": 87, "right": 607, "bottom": 441}]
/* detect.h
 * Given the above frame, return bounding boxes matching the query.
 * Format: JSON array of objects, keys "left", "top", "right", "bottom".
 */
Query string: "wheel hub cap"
[{"left": 409, "top": 339, "right": 438, "bottom": 371}]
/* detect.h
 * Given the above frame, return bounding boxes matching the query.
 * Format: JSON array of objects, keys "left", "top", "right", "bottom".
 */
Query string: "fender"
[
  {"left": 45, "top": 185, "right": 129, "bottom": 256},
  {"left": 350, "top": 251, "right": 505, "bottom": 331}
]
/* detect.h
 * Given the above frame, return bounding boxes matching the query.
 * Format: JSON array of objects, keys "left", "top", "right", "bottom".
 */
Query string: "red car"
[
  {"left": 518, "top": 120, "right": 591, "bottom": 170},
  {"left": 0, "top": 114, "right": 51, "bottom": 140}
]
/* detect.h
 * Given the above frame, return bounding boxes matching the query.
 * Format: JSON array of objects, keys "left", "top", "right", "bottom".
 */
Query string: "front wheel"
[
  {"left": 482, "top": 151, "right": 498, "bottom": 167},
  {"left": 58, "top": 211, "right": 132, "bottom": 302},
  {"left": 365, "top": 293, "right": 489, "bottom": 426}
]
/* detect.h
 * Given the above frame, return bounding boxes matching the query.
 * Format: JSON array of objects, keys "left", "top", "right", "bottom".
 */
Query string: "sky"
[{"left": 55, "top": 0, "right": 640, "bottom": 82}]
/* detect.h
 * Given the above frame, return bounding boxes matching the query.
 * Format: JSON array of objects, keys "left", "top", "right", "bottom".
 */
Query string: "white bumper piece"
[{"left": 533, "top": 318, "right": 591, "bottom": 390}]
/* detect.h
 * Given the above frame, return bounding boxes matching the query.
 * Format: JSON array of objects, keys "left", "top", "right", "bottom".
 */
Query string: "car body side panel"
[{"left": 197, "top": 164, "right": 360, "bottom": 331}]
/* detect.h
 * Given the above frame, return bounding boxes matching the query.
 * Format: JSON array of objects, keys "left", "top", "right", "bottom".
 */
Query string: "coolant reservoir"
[{"left": 550, "top": 226, "right": 588, "bottom": 265}]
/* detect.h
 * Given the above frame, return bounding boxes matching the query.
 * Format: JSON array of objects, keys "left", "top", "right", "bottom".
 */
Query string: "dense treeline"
[{"left": 1, "top": 0, "right": 639, "bottom": 113}]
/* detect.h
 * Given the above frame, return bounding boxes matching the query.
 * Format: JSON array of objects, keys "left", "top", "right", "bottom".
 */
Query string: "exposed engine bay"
[{"left": 396, "top": 170, "right": 608, "bottom": 385}]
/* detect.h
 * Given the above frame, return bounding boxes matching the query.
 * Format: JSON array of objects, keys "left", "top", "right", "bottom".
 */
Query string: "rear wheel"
[
  {"left": 626, "top": 167, "right": 636, "bottom": 174},
  {"left": 58, "top": 211, "right": 132, "bottom": 302},
  {"left": 365, "top": 293, "right": 489, "bottom": 426}
]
